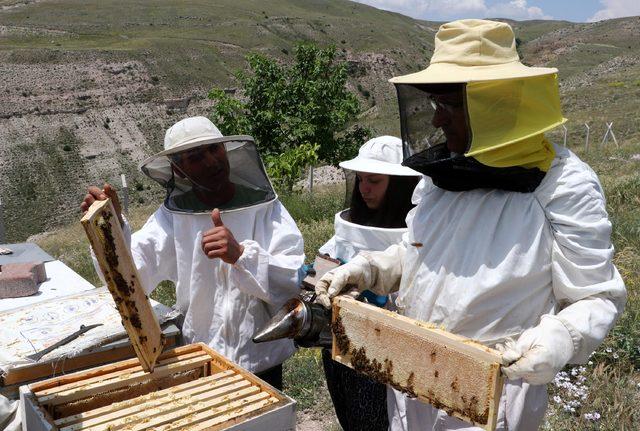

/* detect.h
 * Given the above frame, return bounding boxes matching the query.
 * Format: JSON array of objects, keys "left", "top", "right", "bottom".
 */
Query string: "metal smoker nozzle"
[{"left": 252, "top": 297, "right": 332, "bottom": 348}]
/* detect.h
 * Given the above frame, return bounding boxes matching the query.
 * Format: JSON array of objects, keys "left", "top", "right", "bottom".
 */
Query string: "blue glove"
[{"left": 360, "top": 290, "right": 388, "bottom": 307}]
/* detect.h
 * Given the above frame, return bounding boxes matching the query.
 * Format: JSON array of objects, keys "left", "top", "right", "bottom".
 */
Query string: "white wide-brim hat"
[
  {"left": 390, "top": 19, "right": 557, "bottom": 84},
  {"left": 139, "top": 116, "right": 246, "bottom": 178},
  {"left": 339, "top": 136, "right": 421, "bottom": 176}
]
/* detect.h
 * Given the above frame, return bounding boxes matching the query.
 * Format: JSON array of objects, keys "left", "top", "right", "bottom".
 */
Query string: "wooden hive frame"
[
  {"left": 81, "top": 198, "right": 164, "bottom": 372},
  {"left": 331, "top": 296, "right": 505, "bottom": 431},
  {"left": 20, "top": 343, "right": 295, "bottom": 431}
]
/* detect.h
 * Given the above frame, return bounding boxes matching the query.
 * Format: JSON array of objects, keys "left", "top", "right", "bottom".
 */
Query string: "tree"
[{"left": 208, "top": 43, "right": 370, "bottom": 190}]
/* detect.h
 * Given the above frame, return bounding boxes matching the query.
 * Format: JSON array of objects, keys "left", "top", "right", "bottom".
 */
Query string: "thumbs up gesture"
[{"left": 201, "top": 208, "right": 244, "bottom": 264}]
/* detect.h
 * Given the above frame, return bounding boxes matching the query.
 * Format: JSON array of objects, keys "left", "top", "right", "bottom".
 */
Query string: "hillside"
[{"left": 0, "top": 0, "right": 639, "bottom": 241}]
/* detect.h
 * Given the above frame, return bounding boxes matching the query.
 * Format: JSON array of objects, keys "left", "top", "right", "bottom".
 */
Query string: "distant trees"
[{"left": 208, "top": 43, "right": 370, "bottom": 190}]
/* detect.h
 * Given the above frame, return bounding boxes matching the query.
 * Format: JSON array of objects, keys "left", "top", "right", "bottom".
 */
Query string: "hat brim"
[
  {"left": 389, "top": 61, "right": 557, "bottom": 84},
  {"left": 139, "top": 135, "right": 253, "bottom": 174},
  {"left": 339, "top": 158, "right": 421, "bottom": 176}
]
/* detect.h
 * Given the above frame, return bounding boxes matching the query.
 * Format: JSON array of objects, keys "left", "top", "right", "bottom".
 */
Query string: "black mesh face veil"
[
  {"left": 140, "top": 137, "right": 276, "bottom": 213},
  {"left": 343, "top": 169, "right": 355, "bottom": 211},
  {"left": 396, "top": 83, "right": 470, "bottom": 158}
]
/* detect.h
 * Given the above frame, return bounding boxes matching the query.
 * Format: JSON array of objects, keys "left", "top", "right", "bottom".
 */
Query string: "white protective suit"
[
  {"left": 0, "top": 394, "right": 20, "bottom": 431},
  {"left": 319, "top": 210, "right": 408, "bottom": 262},
  {"left": 319, "top": 209, "right": 410, "bottom": 422},
  {"left": 361, "top": 145, "right": 626, "bottom": 430},
  {"left": 99, "top": 198, "right": 304, "bottom": 373}
]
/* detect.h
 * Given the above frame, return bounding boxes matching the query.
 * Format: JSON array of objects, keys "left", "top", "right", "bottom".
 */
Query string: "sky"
[{"left": 351, "top": 0, "right": 640, "bottom": 22}]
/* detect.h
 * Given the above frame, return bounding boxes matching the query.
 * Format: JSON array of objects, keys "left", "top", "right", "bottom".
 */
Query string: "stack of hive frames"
[
  {"left": 331, "top": 296, "right": 505, "bottom": 431},
  {"left": 20, "top": 343, "right": 295, "bottom": 431}
]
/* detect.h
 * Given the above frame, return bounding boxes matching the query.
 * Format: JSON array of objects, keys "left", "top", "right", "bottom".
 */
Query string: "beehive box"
[
  {"left": 20, "top": 343, "right": 295, "bottom": 431},
  {"left": 332, "top": 296, "right": 504, "bottom": 431}
]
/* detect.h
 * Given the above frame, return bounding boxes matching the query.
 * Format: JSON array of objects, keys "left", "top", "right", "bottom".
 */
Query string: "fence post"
[
  {"left": 0, "top": 196, "right": 5, "bottom": 244},
  {"left": 121, "top": 174, "right": 129, "bottom": 217},
  {"left": 308, "top": 166, "right": 314, "bottom": 195},
  {"left": 609, "top": 122, "right": 619, "bottom": 148},
  {"left": 584, "top": 123, "right": 590, "bottom": 152},
  {"left": 562, "top": 124, "right": 568, "bottom": 147},
  {"left": 601, "top": 123, "right": 610, "bottom": 147}
]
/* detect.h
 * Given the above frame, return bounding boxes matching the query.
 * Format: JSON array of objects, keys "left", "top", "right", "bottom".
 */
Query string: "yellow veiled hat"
[
  {"left": 389, "top": 19, "right": 557, "bottom": 84},
  {"left": 390, "top": 19, "right": 567, "bottom": 172}
]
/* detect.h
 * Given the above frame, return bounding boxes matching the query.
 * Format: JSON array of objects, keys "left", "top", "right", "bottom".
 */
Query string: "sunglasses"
[{"left": 428, "top": 95, "right": 464, "bottom": 114}]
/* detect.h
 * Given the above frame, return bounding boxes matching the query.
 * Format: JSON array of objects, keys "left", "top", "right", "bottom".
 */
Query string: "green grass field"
[{"left": 33, "top": 140, "right": 640, "bottom": 429}]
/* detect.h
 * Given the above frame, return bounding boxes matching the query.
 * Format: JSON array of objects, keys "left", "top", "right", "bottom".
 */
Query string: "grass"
[{"left": 0, "top": 0, "right": 437, "bottom": 91}]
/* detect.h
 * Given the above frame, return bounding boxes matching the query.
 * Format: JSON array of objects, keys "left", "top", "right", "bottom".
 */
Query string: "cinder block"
[{"left": 0, "top": 261, "right": 46, "bottom": 299}]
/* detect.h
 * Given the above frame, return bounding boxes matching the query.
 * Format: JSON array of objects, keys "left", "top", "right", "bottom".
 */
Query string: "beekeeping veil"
[
  {"left": 139, "top": 117, "right": 276, "bottom": 213},
  {"left": 390, "top": 19, "right": 566, "bottom": 192}
]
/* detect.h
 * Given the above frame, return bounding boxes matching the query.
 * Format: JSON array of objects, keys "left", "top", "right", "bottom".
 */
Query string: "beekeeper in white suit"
[
  {"left": 315, "top": 19, "right": 626, "bottom": 430},
  {"left": 81, "top": 116, "right": 304, "bottom": 389},
  {"left": 319, "top": 136, "right": 420, "bottom": 431},
  {"left": 319, "top": 136, "right": 421, "bottom": 260}
]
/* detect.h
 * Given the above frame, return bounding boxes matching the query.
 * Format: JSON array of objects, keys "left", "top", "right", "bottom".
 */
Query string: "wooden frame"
[
  {"left": 1, "top": 324, "right": 179, "bottom": 400},
  {"left": 331, "top": 296, "right": 504, "bottom": 431},
  {"left": 21, "top": 343, "right": 295, "bottom": 431},
  {"left": 81, "top": 198, "right": 163, "bottom": 372}
]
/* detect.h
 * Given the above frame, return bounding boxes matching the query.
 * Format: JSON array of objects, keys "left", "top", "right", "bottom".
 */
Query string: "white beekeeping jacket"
[
  {"left": 95, "top": 198, "right": 304, "bottom": 374},
  {"left": 319, "top": 210, "right": 408, "bottom": 262},
  {"left": 386, "top": 145, "right": 626, "bottom": 430}
]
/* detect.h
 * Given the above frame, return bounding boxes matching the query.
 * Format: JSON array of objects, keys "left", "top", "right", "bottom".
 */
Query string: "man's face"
[
  {"left": 171, "top": 143, "right": 231, "bottom": 188},
  {"left": 429, "top": 90, "right": 470, "bottom": 154}
]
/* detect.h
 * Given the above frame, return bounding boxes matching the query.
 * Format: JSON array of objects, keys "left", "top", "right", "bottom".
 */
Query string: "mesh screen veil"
[
  {"left": 140, "top": 137, "right": 276, "bottom": 213},
  {"left": 466, "top": 74, "right": 563, "bottom": 171},
  {"left": 396, "top": 74, "right": 566, "bottom": 171},
  {"left": 397, "top": 84, "right": 445, "bottom": 158}
]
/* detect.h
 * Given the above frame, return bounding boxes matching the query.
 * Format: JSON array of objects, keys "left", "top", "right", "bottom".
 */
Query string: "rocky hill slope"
[{"left": 0, "top": 0, "right": 638, "bottom": 241}]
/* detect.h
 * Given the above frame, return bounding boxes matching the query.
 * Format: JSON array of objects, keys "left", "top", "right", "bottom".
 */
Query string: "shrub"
[{"left": 208, "top": 43, "right": 371, "bottom": 172}]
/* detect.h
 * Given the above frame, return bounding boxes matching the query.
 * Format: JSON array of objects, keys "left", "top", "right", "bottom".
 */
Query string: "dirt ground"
[{"left": 297, "top": 409, "right": 341, "bottom": 431}]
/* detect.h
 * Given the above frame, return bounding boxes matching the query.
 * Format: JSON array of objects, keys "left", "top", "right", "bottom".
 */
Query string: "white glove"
[
  {"left": 314, "top": 245, "right": 405, "bottom": 308},
  {"left": 497, "top": 316, "right": 577, "bottom": 385},
  {"left": 315, "top": 255, "right": 371, "bottom": 308}
]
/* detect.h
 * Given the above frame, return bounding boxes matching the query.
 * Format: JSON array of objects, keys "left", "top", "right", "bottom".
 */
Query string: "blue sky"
[{"left": 351, "top": 0, "right": 640, "bottom": 22}]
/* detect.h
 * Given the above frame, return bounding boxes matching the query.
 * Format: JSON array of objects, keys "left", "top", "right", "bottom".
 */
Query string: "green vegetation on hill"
[
  {"left": 1, "top": 2, "right": 639, "bottom": 244},
  {"left": 0, "top": 0, "right": 436, "bottom": 91}
]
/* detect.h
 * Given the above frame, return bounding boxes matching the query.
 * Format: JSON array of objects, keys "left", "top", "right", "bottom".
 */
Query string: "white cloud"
[
  {"left": 589, "top": 0, "right": 640, "bottom": 22},
  {"left": 351, "top": 0, "right": 552, "bottom": 21},
  {"left": 485, "top": 0, "right": 553, "bottom": 20}
]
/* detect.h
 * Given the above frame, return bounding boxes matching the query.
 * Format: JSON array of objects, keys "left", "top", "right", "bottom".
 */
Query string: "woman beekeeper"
[
  {"left": 81, "top": 116, "right": 304, "bottom": 389},
  {"left": 318, "top": 136, "right": 420, "bottom": 431},
  {"left": 316, "top": 19, "right": 626, "bottom": 430}
]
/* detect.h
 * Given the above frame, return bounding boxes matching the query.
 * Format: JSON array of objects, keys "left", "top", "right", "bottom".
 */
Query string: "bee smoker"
[{"left": 252, "top": 297, "right": 333, "bottom": 348}]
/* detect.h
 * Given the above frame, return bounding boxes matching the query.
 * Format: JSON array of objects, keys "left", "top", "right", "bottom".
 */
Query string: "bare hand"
[
  {"left": 80, "top": 183, "right": 123, "bottom": 225},
  {"left": 202, "top": 208, "right": 244, "bottom": 264}
]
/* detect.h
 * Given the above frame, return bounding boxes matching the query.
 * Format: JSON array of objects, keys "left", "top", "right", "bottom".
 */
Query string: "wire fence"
[{"left": 547, "top": 120, "right": 628, "bottom": 152}]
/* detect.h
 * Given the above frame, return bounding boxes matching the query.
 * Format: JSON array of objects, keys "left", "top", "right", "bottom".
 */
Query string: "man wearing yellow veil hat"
[{"left": 315, "top": 19, "right": 626, "bottom": 430}]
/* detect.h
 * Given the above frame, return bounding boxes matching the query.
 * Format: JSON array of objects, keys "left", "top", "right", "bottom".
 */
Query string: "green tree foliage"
[
  {"left": 264, "top": 143, "right": 319, "bottom": 191},
  {"left": 208, "top": 44, "right": 370, "bottom": 189}
]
